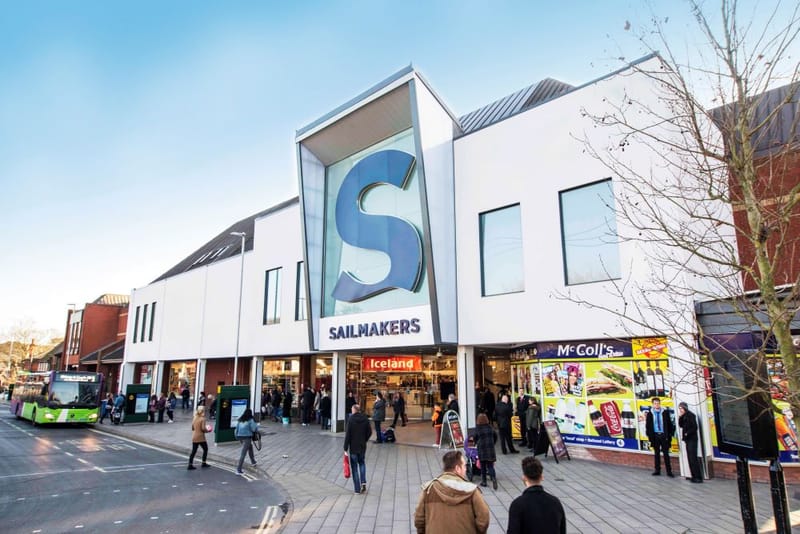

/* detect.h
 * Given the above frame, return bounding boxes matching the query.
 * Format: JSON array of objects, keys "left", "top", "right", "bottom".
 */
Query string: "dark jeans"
[
  {"left": 189, "top": 441, "right": 208, "bottom": 465},
  {"left": 374, "top": 420, "right": 383, "bottom": 442},
  {"left": 392, "top": 412, "right": 407, "bottom": 427},
  {"left": 480, "top": 460, "right": 496, "bottom": 481},
  {"left": 182, "top": 397, "right": 189, "bottom": 410},
  {"left": 685, "top": 436, "right": 703, "bottom": 480},
  {"left": 157, "top": 408, "right": 165, "bottom": 423},
  {"left": 499, "top": 426, "right": 516, "bottom": 453},
  {"left": 148, "top": 411, "right": 155, "bottom": 423},
  {"left": 237, "top": 437, "right": 255, "bottom": 472},
  {"left": 651, "top": 433, "right": 673, "bottom": 474},
  {"left": 526, "top": 427, "right": 539, "bottom": 449},
  {"left": 349, "top": 452, "right": 366, "bottom": 492}
]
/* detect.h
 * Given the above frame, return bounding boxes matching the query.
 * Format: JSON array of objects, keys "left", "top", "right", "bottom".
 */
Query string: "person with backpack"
[
  {"left": 234, "top": 408, "right": 259, "bottom": 475},
  {"left": 372, "top": 392, "right": 386, "bottom": 443}
]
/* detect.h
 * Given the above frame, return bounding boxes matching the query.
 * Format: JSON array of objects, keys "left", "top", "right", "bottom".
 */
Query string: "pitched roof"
[
  {"left": 92, "top": 294, "right": 129, "bottom": 306},
  {"left": 457, "top": 78, "right": 574, "bottom": 136},
  {"left": 153, "top": 197, "right": 299, "bottom": 283}
]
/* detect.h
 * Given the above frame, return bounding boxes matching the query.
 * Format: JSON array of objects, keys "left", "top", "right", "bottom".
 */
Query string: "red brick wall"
[
  {"left": 80, "top": 304, "right": 127, "bottom": 357},
  {"left": 202, "top": 358, "right": 251, "bottom": 395}
]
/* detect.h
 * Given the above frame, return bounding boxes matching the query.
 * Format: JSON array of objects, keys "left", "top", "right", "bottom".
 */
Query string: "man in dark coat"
[
  {"left": 345, "top": 391, "right": 356, "bottom": 426},
  {"left": 344, "top": 403, "right": 372, "bottom": 494},
  {"left": 678, "top": 402, "right": 703, "bottom": 483},
  {"left": 446, "top": 393, "right": 460, "bottom": 415},
  {"left": 516, "top": 394, "right": 528, "bottom": 446},
  {"left": 507, "top": 456, "right": 566, "bottom": 534},
  {"left": 282, "top": 389, "right": 293, "bottom": 423},
  {"left": 301, "top": 387, "right": 315, "bottom": 426},
  {"left": 645, "top": 397, "right": 675, "bottom": 477},
  {"left": 482, "top": 388, "right": 496, "bottom": 423},
  {"left": 494, "top": 394, "right": 519, "bottom": 454}
]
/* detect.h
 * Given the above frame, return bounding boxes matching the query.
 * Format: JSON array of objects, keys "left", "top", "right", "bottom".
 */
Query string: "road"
[{"left": 0, "top": 413, "right": 285, "bottom": 533}]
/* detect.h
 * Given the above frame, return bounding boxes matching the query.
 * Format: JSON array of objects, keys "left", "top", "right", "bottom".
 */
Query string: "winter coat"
[
  {"left": 282, "top": 392, "right": 293, "bottom": 413},
  {"left": 645, "top": 407, "right": 675, "bottom": 442},
  {"left": 413, "top": 472, "right": 490, "bottom": 534},
  {"left": 344, "top": 412, "right": 372, "bottom": 455},
  {"left": 372, "top": 398, "right": 386, "bottom": 422},
  {"left": 447, "top": 399, "right": 460, "bottom": 415},
  {"left": 507, "top": 485, "right": 566, "bottom": 534},
  {"left": 320, "top": 395, "right": 332, "bottom": 419},
  {"left": 235, "top": 419, "right": 258, "bottom": 438},
  {"left": 191, "top": 414, "right": 209, "bottom": 443},
  {"left": 472, "top": 423, "right": 497, "bottom": 462},
  {"left": 678, "top": 410, "right": 699, "bottom": 442},
  {"left": 302, "top": 389, "right": 315, "bottom": 409},
  {"left": 526, "top": 403, "right": 541, "bottom": 430},
  {"left": 495, "top": 401, "right": 513, "bottom": 429}
]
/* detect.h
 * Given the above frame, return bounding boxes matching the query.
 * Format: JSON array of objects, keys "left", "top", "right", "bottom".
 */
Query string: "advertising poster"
[
  {"left": 230, "top": 398, "right": 247, "bottom": 428},
  {"left": 515, "top": 337, "right": 677, "bottom": 453},
  {"left": 135, "top": 393, "right": 149, "bottom": 414},
  {"left": 708, "top": 356, "right": 799, "bottom": 463}
]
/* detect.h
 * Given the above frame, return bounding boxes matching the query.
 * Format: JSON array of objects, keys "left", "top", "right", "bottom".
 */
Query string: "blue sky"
[{"left": 0, "top": 1, "right": 769, "bottom": 337}]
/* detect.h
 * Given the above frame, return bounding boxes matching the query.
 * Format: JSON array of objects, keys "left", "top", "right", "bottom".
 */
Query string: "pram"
[
  {"left": 464, "top": 444, "right": 479, "bottom": 482},
  {"left": 383, "top": 426, "right": 396, "bottom": 443},
  {"left": 110, "top": 406, "right": 122, "bottom": 425}
]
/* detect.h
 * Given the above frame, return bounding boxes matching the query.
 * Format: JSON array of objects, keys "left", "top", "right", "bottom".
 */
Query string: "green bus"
[{"left": 10, "top": 371, "right": 104, "bottom": 425}]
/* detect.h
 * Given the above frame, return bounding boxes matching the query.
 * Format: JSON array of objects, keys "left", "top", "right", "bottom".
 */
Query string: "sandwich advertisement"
[{"left": 512, "top": 337, "right": 677, "bottom": 452}]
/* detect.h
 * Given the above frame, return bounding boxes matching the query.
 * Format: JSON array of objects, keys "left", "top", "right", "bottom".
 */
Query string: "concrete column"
[
  {"left": 332, "top": 351, "right": 347, "bottom": 432},
  {"left": 119, "top": 362, "right": 136, "bottom": 393},
  {"left": 152, "top": 360, "right": 164, "bottom": 396},
  {"left": 457, "top": 346, "right": 476, "bottom": 429},
  {"left": 194, "top": 358, "right": 207, "bottom": 410},
  {"left": 251, "top": 356, "right": 264, "bottom": 416},
  {"left": 669, "top": 335, "right": 706, "bottom": 479}
]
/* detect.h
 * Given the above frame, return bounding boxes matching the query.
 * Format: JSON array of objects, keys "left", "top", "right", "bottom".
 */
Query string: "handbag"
[{"left": 343, "top": 452, "right": 351, "bottom": 479}]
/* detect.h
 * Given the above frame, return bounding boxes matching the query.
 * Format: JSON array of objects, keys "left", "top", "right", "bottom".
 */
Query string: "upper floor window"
[
  {"left": 264, "top": 267, "right": 282, "bottom": 325},
  {"left": 295, "top": 261, "right": 307, "bottom": 321},
  {"left": 480, "top": 204, "right": 525, "bottom": 296},
  {"left": 132, "top": 306, "right": 140, "bottom": 345},
  {"left": 559, "top": 178, "right": 621, "bottom": 285}
]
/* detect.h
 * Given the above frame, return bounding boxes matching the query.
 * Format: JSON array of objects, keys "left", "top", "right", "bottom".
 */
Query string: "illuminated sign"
[
  {"left": 362, "top": 355, "right": 422, "bottom": 372},
  {"left": 54, "top": 372, "right": 100, "bottom": 383},
  {"left": 329, "top": 318, "right": 421, "bottom": 340},
  {"left": 332, "top": 149, "right": 422, "bottom": 303}
]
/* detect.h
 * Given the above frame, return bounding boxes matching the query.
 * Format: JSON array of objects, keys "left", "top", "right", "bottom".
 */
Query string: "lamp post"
[{"left": 230, "top": 231, "right": 246, "bottom": 385}]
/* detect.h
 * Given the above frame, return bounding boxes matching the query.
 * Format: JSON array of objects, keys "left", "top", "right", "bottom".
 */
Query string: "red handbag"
[{"left": 343, "top": 453, "right": 351, "bottom": 479}]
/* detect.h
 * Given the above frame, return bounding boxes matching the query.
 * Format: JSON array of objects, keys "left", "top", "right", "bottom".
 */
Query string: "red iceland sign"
[{"left": 362, "top": 355, "right": 422, "bottom": 372}]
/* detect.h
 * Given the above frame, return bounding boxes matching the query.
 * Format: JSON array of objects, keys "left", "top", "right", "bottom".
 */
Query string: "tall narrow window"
[
  {"left": 559, "top": 178, "right": 620, "bottom": 285},
  {"left": 480, "top": 204, "right": 525, "bottom": 296},
  {"left": 263, "top": 268, "right": 282, "bottom": 325},
  {"left": 141, "top": 304, "right": 148, "bottom": 343},
  {"left": 133, "top": 306, "right": 140, "bottom": 344},
  {"left": 295, "top": 261, "right": 307, "bottom": 321},
  {"left": 149, "top": 302, "right": 157, "bottom": 341}
]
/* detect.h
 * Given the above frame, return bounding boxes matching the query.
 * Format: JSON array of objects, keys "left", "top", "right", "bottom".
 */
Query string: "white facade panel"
[
  {"left": 454, "top": 63, "right": 722, "bottom": 346},
  {"left": 159, "top": 268, "right": 208, "bottom": 358},
  {"left": 241, "top": 204, "right": 310, "bottom": 356},
  {"left": 199, "top": 257, "right": 240, "bottom": 358},
  {"left": 125, "top": 282, "right": 165, "bottom": 362}
]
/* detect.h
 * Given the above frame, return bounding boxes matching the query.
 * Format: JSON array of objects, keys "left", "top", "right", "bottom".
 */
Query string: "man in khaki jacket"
[{"left": 414, "top": 450, "right": 490, "bottom": 534}]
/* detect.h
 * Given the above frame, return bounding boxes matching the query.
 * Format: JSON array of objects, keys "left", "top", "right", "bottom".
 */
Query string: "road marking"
[
  {"left": 113, "top": 521, "right": 122, "bottom": 524},
  {"left": 219, "top": 509, "right": 227, "bottom": 512},
  {"left": 74, "top": 525, "right": 84, "bottom": 529},
  {"left": 256, "top": 505, "right": 283, "bottom": 533},
  {"left": 77, "top": 458, "right": 89, "bottom": 465},
  {"left": 64, "top": 452, "right": 74, "bottom": 457},
  {"left": 149, "top": 516, "right": 158, "bottom": 520},
  {"left": 185, "top": 513, "right": 193, "bottom": 516},
  {"left": 0, "top": 467, "right": 97, "bottom": 480}
]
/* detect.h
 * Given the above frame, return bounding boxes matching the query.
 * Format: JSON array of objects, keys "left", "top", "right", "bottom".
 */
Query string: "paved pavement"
[{"left": 6, "top": 401, "right": 800, "bottom": 533}]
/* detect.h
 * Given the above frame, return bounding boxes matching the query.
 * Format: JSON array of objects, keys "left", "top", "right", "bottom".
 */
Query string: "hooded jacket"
[
  {"left": 413, "top": 472, "right": 490, "bottom": 534},
  {"left": 344, "top": 412, "right": 372, "bottom": 455}
]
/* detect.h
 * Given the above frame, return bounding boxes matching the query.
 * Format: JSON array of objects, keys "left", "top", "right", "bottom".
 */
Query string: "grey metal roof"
[
  {"left": 457, "top": 78, "right": 574, "bottom": 136},
  {"left": 152, "top": 197, "right": 299, "bottom": 283}
]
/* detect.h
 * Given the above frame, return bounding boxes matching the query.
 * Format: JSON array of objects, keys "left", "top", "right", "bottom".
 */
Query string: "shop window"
[
  {"left": 295, "top": 261, "right": 307, "bottom": 321},
  {"left": 140, "top": 304, "right": 148, "bottom": 343},
  {"left": 148, "top": 302, "right": 156, "bottom": 341},
  {"left": 559, "top": 178, "right": 620, "bottom": 285},
  {"left": 263, "top": 267, "right": 282, "bottom": 325},
  {"left": 132, "top": 306, "right": 139, "bottom": 345},
  {"left": 480, "top": 203, "right": 524, "bottom": 296}
]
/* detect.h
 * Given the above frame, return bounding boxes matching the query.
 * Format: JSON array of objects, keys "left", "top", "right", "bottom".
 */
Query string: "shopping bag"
[{"left": 343, "top": 453, "right": 351, "bottom": 479}]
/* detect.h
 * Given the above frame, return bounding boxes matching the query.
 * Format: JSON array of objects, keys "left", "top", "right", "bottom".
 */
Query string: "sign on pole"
[{"left": 439, "top": 410, "right": 465, "bottom": 449}]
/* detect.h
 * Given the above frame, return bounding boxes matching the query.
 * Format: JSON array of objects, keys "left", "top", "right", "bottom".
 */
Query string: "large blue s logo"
[{"left": 332, "top": 149, "right": 422, "bottom": 303}]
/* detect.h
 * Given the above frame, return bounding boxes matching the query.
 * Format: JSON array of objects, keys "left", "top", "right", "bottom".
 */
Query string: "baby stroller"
[
  {"left": 464, "top": 444, "right": 479, "bottom": 482},
  {"left": 383, "top": 426, "right": 397, "bottom": 443},
  {"left": 110, "top": 406, "right": 122, "bottom": 425}
]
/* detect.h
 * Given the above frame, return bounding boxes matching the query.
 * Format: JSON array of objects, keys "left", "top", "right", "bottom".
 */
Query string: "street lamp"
[{"left": 230, "top": 231, "right": 246, "bottom": 386}]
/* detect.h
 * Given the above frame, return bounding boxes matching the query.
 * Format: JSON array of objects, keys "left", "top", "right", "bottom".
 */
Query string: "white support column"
[
  {"left": 152, "top": 361, "right": 164, "bottom": 396},
  {"left": 251, "top": 356, "right": 263, "bottom": 416},
  {"left": 457, "top": 346, "right": 476, "bottom": 429},
  {"left": 669, "top": 335, "right": 706, "bottom": 480},
  {"left": 194, "top": 358, "right": 207, "bottom": 410},
  {"left": 119, "top": 362, "right": 136, "bottom": 393},
  {"left": 332, "top": 352, "right": 347, "bottom": 432}
]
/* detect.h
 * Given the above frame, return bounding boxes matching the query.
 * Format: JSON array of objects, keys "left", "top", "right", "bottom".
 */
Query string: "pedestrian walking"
[
  {"left": 432, "top": 404, "right": 444, "bottom": 446},
  {"left": 156, "top": 392, "right": 167, "bottom": 423},
  {"left": 99, "top": 393, "right": 113, "bottom": 424},
  {"left": 495, "top": 394, "right": 519, "bottom": 454},
  {"left": 678, "top": 402, "right": 704, "bottom": 483},
  {"left": 645, "top": 397, "right": 675, "bottom": 477},
  {"left": 301, "top": 386, "right": 315, "bottom": 426},
  {"left": 345, "top": 390, "right": 356, "bottom": 426},
  {"left": 525, "top": 397, "right": 541, "bottom": 451},
  {"left": 167, "top": 391, "right": 177, "bottom": 423},
  {"left": 372, "top": 392, "right": 386, "bottom": 443},
  {"left": 392, "top": 392, "right": 407, "bottom": 427},
  {"left": 473, "top": 413, "right": 498, "bottom": 489},
  {"left": 282, "top": 388, "right": 293, "bottom": 423},
  {"left": 234, "top": 408, "right": 259, "bottom": 474},
  {"left": 320, "top": 392, "right": 331, "bottom": 430},
  {"left": 181, "top": 384, "right": 190, "bottom": 410},
  {"left": 113, "top": 391, "right": 125, "bottom": 424},
  {"left": 414, "top": 450, "right": 490, "bottom": 534},
  {"left": 187, "top": 406, "right": 211, "bottom": 470},
  {"left": 148, "top": 394, "right": 157, "bottom": 423},
  {"left": 343, "top": 403, "right": 372, "bottom": 494},
  {"left": 507, "top": 456, "right": 566, "bottom": 534}
]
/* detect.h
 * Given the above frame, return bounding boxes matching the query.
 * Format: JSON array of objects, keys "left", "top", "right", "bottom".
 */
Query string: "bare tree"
[{"left": 564, "top": 0, "right": 800, "bottom": 428}]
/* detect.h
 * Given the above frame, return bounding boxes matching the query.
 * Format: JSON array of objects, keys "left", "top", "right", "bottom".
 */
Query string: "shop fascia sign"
[
  {"left": 328, "top": 317, "right": 421, "bottom": 340},
  {"left": 362, "top": 355, "right": 422, "bottom": 372},
  {"left": 512, "top": 337, "right": 668, "bottom": 361}
]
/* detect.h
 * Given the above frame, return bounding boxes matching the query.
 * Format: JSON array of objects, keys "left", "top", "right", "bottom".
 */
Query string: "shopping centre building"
[{"left": 122, "top": 54, "right": 793, "bottom": 477}]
